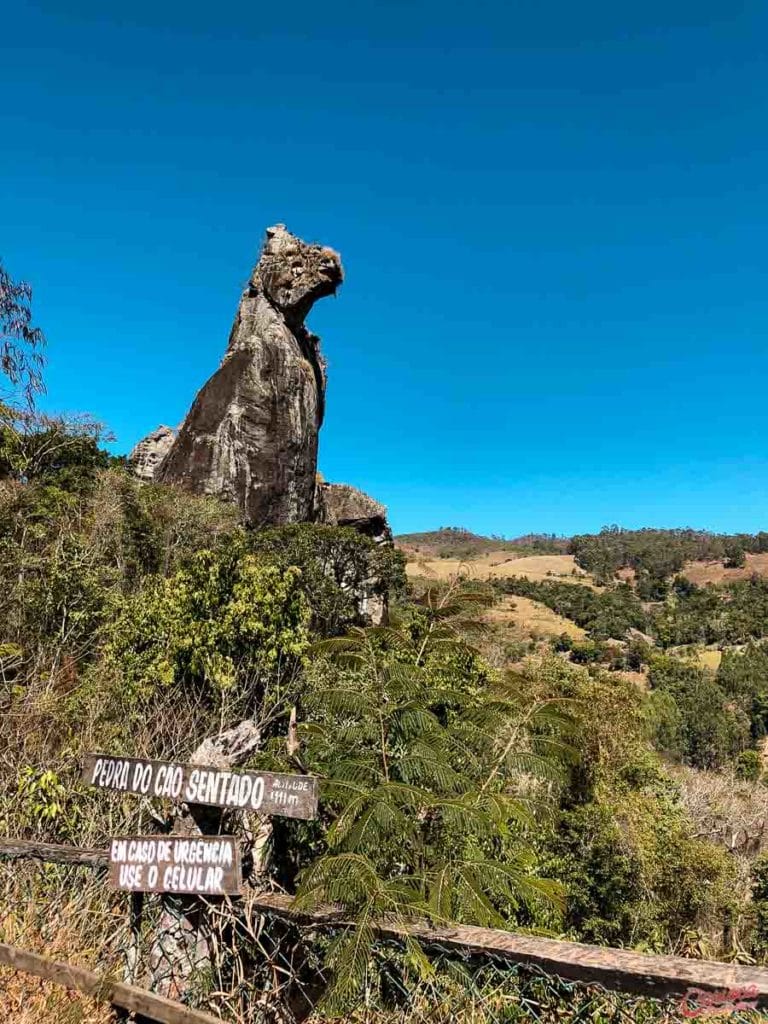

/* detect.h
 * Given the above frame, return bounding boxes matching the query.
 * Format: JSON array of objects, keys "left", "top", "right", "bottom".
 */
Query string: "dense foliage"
[
  {"left": 497, "top": 572, "right": 768, "bottom": 653},
  {"left": 524, "top": 656, "right": 734, "bottom": 951},
  {"left": 646, "top": 656, "right": 752, "bottom": 770},
  {"left": 249, "top": 522, "right": 407, "bottom": 636},
  {"left": 652, "top": 577, "right": 768, "bottom": 646},
  {"left": 291, "top": 596, "right": 571, "bottom": 1007},
  {"left": 107, "top": 547, "right": 311, "bottom": 708}
]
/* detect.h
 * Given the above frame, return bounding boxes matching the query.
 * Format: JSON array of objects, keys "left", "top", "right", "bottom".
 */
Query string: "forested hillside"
[{"left": 401, "top": 524, "right": 768, "bottom": 988}]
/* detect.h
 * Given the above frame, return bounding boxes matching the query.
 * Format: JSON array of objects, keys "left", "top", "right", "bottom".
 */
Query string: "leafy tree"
[
  {"left": 653, "top": 578, "right": 768, "bottom": 648},
  {"left": 723, "top": 539, "right": 747, "bottom": 569},
  {"left": 648, "top": 656, "right": 750, "bottom": 769},
  {"left": 531, "top": 655, "right": 734, "bottom": 949},
  {"left": 569, "top": 526, "right": 768, "bottom": 584},
  {"left": 717, "top": 643, "right": 768, "bottom": 742},
  {"left": 0, "top": 259, "right": 45, "bottom": 407},
  {"left": 495, "top": 577, "right": 647, "bottom": 641},
  {"left": 735, "top": 749, "right": 762, "bottom": 781},
  {"left": 0, "top": 413, "right": 113, "bottom": 489},
  {"left": 290, "top": 586, "right": 570, "bottom": 1010},
  {"left": 635, "top": 569, "right": 668, "bottom": 601},
  {"left": 249, "top": 522, "right": 406, "bottom": 636},
  {"left": 644, "top": 689, "right": 685, "bottom": 760}
]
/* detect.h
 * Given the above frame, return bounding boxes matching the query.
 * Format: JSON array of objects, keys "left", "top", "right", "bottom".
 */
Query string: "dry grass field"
[
  {"left": 681, "top": 553, "right": 768, "bottom": 586},
  {"left": 483, "top": 594, "right": 587, "bottom": 640},
  {"left": 404, "top": 551, "right": 596, "bottom": 586},
  {"left": 614, "top": 670, "right": 650, "bottom": 690},
  {"left": 697, "top": 649, "right": 723, "bottom": 671}
]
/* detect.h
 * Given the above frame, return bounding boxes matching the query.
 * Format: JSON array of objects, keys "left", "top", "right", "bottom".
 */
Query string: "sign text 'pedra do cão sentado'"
[{"left": 83, "top": 753, "right": 318, "bottom": 820}]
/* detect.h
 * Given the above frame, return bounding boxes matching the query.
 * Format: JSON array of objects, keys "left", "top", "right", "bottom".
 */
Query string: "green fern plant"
[{"left": 294, "top": 581, "right": 572, "bottom": 1012}]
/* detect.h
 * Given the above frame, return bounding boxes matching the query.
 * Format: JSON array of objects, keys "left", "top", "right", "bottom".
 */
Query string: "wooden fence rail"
[
  {"left": 0, "top": 943, "right": 222, "bottom": 1024},
  {"left": 3, "top": 838, "right": 768, "bottom": 1009}
]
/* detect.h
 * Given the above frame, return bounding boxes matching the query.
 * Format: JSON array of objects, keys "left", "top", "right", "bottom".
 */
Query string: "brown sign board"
[
  {"left": 108, "top": 835, "right": 241, "bottom": 895},
  {"left": 82, "top": 754, "right": 318, "bottom": 820}
]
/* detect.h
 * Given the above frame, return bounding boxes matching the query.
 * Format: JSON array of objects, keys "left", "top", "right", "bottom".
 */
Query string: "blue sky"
[{"left": 3, "top": 1, "right": 767, "bottom": 536}]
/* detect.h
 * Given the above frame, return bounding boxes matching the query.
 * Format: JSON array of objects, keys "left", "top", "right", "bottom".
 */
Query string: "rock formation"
[
  {"left": 130, "top": 226, "right": 393, "bottom": 623},
  {"left": 157, "top": 225, "right": 343, "bottom": 526},
  {"left": 316, "top": 481, "right": 393, "bottom": 624},
  {"left": 128, "top": 425, "right": 176, "bottom": 481},
  {"left": 315, "top": 481, "right": 392, "bottom": 546}
]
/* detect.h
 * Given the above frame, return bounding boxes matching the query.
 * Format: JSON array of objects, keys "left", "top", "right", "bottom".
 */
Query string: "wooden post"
[
  {"left": 145, "top": 720, "right": 269, "bottom": 1002},
  {"left": 126, "top": 891, "right": 144, "bottom": 984}
]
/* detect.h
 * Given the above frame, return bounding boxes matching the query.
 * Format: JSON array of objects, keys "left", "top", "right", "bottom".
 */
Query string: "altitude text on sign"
[
  {"left": 82, "top": 753, "right": 318, "bottom": 820},
  {"left": 108, "top": 835, "right": 241, "bottom": 895}
]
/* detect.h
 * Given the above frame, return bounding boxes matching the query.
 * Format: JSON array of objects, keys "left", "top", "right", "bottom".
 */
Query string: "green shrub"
[
  {"left": 736, "top": 749, "right": 762, "bottom": 781},
  {"left": 106, "top": 545, "right": 310, "bottom": 709},
  {"left": 249, "top": 522, "right": 406, "bottom": 636}
]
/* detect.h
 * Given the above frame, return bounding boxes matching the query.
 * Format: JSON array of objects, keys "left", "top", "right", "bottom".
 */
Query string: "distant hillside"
[
  {"left": 399, "top": 525, "right": 768, "bottom": 587},
  {"left": 404, "top": 551, "right": 593, "bottom": 587},
  {"left": 399, "top": 525, "right": 768, "bottom": 652},
  {"left": 396, "top": 526, "right": 569, "bottom": 559},
  {"left": 568, "top": 526, "right": 768, "bottom": 593}
]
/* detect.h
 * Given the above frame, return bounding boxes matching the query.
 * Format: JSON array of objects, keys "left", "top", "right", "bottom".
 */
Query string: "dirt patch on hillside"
[
  {"left": 614, "top": 669, "right": 650, "bottom": 690},
  {"left": 697, "top": 649, "right": 723, "bottom": 671},
  {"left": 681, "top": 553, "right": 768, "bottom": 586}
]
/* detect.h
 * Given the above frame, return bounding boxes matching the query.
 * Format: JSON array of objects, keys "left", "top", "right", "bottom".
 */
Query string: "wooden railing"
[
  {"left": 0, "top": 942, "right": 222, "bottom": 1024},
  {"left": 3, "top": 837, "right": 768, "bottom": 1012}
]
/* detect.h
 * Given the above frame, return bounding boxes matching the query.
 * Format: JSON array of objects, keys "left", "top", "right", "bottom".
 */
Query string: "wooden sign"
[
  {"left": 108, "top": 835, "right": 241, "bottom": 895},
  {"left": 82, "top": 753, "right": 318, "bottom": 820}
]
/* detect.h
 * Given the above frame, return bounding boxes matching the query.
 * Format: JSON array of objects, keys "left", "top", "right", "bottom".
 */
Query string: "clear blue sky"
[{"left": 3, "top": 1, "right": 767, "bottom": 536}]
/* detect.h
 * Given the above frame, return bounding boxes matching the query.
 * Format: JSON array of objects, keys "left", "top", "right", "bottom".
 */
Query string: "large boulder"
[
  {"left": 157, "top": 225, "right": 343, "bottom": 525},
  {"left": 316, "top": 481, "right": 393, "bottom": 624},
  {"left": 315, "top": 481, "right": 391, "bottom": 545}
]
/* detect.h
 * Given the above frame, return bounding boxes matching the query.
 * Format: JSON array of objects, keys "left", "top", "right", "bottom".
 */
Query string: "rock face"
[
  {"left": 316, "top": 481, "right": 392, "bottom": 624},
  {"left": 315, "top": 482, "right": 392, "bottom": 546},
  {"left": 157, "top": 225, "right": 343, "bottom": 526},
  {"left": 128, "top": 425, "right": 176, "bottom": 481}
]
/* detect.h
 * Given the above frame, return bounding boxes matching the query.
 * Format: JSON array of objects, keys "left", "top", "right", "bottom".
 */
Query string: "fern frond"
[
  {"left": 427, "top": 863, "right": 454, "bottom": 922},
  {"left": 342, "top": 799, "right": 411, "bottom": 853},
  {"left": 475, "top": 858, "right": 566, "bottom": 913},
  {"left": 402, "top": 934, "right": 436, "bottom": 982},
  {"left": 327, "top": 757, "right": 383, "bottom": 787},
  {"left": 307, "top": 685, "right": 371, "bottom": 716},
  {"left": 392, "top": 706, "right": 443, "bottom": 741},
  {"left": 398, "top": 744, "right": 460, "bottom": 792},
  {"left": 451, "top": 862, "right": 505, "bottom": 927},
  {"left": 295, "top": 852, "right": 380, "bottom": 911},
  {"left": 327, "top": 793, "right": 371, "bottom": 846},
  {"left": 320, "top": 912, "right": 376, "bottom": 1015},
  {"left": 322, "top": 776, "right": 376, "bottom": 805},
  {"left": 372, "top": 781, "right": 429, "bottom": 808},
  {"left": 497, "top": 749, "right": 567, "bottom": 786}
]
